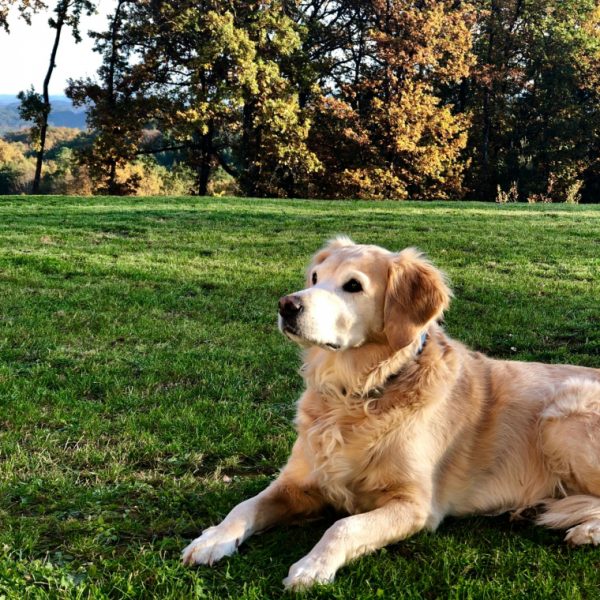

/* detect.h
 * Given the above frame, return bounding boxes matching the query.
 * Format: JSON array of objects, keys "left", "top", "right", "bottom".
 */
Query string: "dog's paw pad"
[{"left": 181, "top": 526, "right": 240, "bottom": 566}]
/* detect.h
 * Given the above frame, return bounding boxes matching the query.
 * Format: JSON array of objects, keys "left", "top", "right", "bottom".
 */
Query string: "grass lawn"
[{"left": 1, "top": 195, "right": 600, "bottom": 599}]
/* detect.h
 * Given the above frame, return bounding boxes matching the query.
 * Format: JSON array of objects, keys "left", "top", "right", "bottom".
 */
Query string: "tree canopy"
[{"left": 3, "top": 0, "right": 600, "bottom": 201}]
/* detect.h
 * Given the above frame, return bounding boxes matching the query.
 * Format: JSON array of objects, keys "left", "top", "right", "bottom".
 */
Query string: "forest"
[{"left": 0, "top": 0, "right": 599, "bottom": 202}]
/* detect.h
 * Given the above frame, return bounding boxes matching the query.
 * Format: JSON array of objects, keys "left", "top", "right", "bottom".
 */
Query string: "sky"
[{"left": 0, "top": 0, "right": 117, "bottom": 97}]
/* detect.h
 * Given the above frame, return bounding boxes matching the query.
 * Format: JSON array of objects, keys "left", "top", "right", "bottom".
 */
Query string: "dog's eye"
[
  {"left": 342, "top": 279, "right": 363, "bottom": 293},
  {"left": 312, "top": 272, "right": 317, "bottom": 285}
]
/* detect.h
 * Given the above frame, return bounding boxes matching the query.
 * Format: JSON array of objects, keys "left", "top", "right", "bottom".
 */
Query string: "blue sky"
[{"left": 0, "top": 0, "right": 116, "bottom": 97}]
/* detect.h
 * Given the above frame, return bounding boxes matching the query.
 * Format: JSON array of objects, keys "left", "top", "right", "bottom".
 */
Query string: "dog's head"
[{"left": 278, "top": 237, "right": 451, "bottom": 351}]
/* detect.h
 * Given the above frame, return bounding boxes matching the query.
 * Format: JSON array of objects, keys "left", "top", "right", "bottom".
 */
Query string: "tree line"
[{"left": 2, "top": 0, "right": 599, "bottom": 201}]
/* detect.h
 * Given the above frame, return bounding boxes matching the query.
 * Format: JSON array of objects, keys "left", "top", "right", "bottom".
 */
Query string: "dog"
[{"left": 182, "top": 237, "right": 600, "bottom": 590}]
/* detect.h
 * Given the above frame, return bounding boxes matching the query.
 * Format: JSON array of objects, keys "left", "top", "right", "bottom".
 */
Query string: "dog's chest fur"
[{"left": 295, "top": 388, "right": 429, "bottom": 514}]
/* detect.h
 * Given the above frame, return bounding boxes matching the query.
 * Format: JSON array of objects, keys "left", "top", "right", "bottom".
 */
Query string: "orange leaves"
[
  {"left": 371, "top": 0, "right": 475, "bottom": 84},
  {"left": 307, "top": 0, "right": 474, "bottom": 200}
]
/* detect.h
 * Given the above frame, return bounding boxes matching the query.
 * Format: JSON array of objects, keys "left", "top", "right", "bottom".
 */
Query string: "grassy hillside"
[{"left": 0, "top": 196, "right": 599, "bottom": 598}]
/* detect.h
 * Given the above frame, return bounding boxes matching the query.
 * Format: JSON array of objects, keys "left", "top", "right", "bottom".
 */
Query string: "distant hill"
[{"left": 0, "top": 95, "right": 87, "bottom": 133}]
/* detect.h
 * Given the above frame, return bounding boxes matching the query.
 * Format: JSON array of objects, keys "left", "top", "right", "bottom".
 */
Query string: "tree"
[
  {"left": 306, "top": 0, "right": 474, "bottom": 200},
  {"left": 516, "top": 0, "right": 600, "bottom": 202},
  {"left": 109, "top": 0, "right": 321, "bottom": 197},
  {"left": 0, "top": 137, "right": 36, "bottom": 193},
  {"left": 67, "top": 0, "right": 156, "bottom": 194},
  {"left": 115, "top": 1, "right": 260, "bottom": 196},
  {"left": 465, "top": 0, "right": 600, "bottom": 202},
  {"left": 0, "top": 0, "right": 45, "bottom": 31},
  {"left": 233, "top": 1, "right": 321, "bottom": 197},
  {"left": 17, "top": 0, "right": 94, "bottom": 193}
]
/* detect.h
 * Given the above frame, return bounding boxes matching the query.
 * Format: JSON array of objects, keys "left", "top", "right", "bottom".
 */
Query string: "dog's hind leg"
[
  {"left": 538, "top": 377, "right": 600, "bottom": 545},
  {"left": 537, "top": 496, "right": 600, "bottom": 545}
]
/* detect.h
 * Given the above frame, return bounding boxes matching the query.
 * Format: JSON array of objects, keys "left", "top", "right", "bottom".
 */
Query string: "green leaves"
[
  {"left": 466, "top": 0, "right": 600, "bottom": 202},
  {"left": 16, "top": 88, "right": 47, "bottom": 151},
  {"left": 0, "top": 0, "right": 45, "bottom": 31},
  {"left": 7, "top": 0, "right": 599, "bottom": 201}
]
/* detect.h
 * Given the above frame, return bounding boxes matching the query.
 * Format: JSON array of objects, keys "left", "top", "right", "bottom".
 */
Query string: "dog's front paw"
[
  {"left": 182, "top": 525, "right": 241, "bottom": 566},
  {"left": 283, "top": 553, "right": 337, "bottom": 590}
]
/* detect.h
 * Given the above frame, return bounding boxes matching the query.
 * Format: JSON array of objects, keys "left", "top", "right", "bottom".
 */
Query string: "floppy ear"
[{"left": 384, "top": 249, "right": 451, "bottom": 350}]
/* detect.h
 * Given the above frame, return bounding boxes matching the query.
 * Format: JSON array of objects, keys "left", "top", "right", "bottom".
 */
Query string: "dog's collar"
[
  {"left": 360, "top": 331, "right": 428, "bottom": 400},
  {"left": 416, "top": 330, "right": 428, "bottom": 355}
]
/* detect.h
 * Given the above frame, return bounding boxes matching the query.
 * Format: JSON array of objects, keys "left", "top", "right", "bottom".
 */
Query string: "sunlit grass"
[{"left": 0, "top": 196, "right": 599, "bottom": 598}]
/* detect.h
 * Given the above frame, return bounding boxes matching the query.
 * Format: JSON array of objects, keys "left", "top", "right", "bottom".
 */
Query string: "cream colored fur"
[{"left": 182, "top": 238, "right": 600, "bottom": 590}]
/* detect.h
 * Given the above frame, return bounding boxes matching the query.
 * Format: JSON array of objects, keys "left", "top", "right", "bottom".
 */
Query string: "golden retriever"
[{"left": 182, "top": 237, "right": 600, "bottom": 590}]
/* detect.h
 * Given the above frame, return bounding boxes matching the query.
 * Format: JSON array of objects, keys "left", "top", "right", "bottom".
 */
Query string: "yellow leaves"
[
  {"left": 254, "top": 94, "right": 322, "bottom": 174},
  {"left": 174, "top": 105, "right": 211, "bottom": 128},
  {"left": 309, "top": 0, "right": 475, "bottom": 200},
  {"left": 0, "top": 138, "right": 27, "bottom": 164},
  {"left": 173, "top": 9, "right": 260, "bottom": 103},
  {"left": 115, "top": 160, "right": 168, "bottom": 197},
  {"left": 253, "top": 8, "right": 301, "bottom": 56},
  {"left": 205, "top": 11, "right": 252, "bottom": 57},
  {"left": 331, "top": 78, "right": 470, "bottom": 200},
  {"left": 340, "top": 168, "right": 409, "bottom": 201},
  {"left": 576, "top": 4, "right": 600, "bottom": 90},
  {"left": 372, "top": 0, "right": 475, "bottom": 85},
  {"left": 255, "top": 58, "right": 286, "bottom": 94},
  {"left": 249, "top": 51, "right": 322, "bottom": 179}
]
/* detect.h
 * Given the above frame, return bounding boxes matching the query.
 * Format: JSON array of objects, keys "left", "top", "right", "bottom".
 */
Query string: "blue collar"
[
  {"left": 416, "top": 331, "right": 428, "bottom": 355},
  {"left": 360, "top": 331, "right": 429, "bottom": 399}
]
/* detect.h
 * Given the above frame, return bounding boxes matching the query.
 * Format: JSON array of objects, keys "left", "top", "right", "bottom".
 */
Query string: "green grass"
[{"left": 1, "top": 195, "right": 599, "bottom": 599}]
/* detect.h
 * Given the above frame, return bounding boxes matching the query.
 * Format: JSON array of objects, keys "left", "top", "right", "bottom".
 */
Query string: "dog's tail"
[{"left": 536, "top": 495, "right": 600, "bottom": 529}]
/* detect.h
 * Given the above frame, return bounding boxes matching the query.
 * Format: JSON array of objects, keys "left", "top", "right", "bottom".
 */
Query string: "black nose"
[{"left": 278, "top": 295, "right": 303, "bottom": 320}]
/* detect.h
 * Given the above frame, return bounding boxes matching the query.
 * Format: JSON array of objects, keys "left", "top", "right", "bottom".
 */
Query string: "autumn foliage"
[{"left": 4, "top": 0, "right": 600, "bottom": 201}]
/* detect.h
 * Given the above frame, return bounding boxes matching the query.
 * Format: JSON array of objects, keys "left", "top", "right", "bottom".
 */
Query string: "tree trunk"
[
  {"left": 481, "top": 0, "right": 499, "bottom": 199},
  {"left": 32, "top": 0, "right": 68, "bottom": 194},
  {"left": 279, "top": 166, "right": 296, "bottom": 198},
  {"left": 240, "top": 99, "right": 259, "bottom": 196},
  {"left": 105, "top": 0, "right": 125, "bottom": 195},
  {"left": 108, "top": 159, "right": 118, "bottom": 195},
  {"left": 195, "top": 124, "right": 214, "bottom": 196},
  {"left": 198, "top": 162, "right": 210, "bottom": 197}
]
